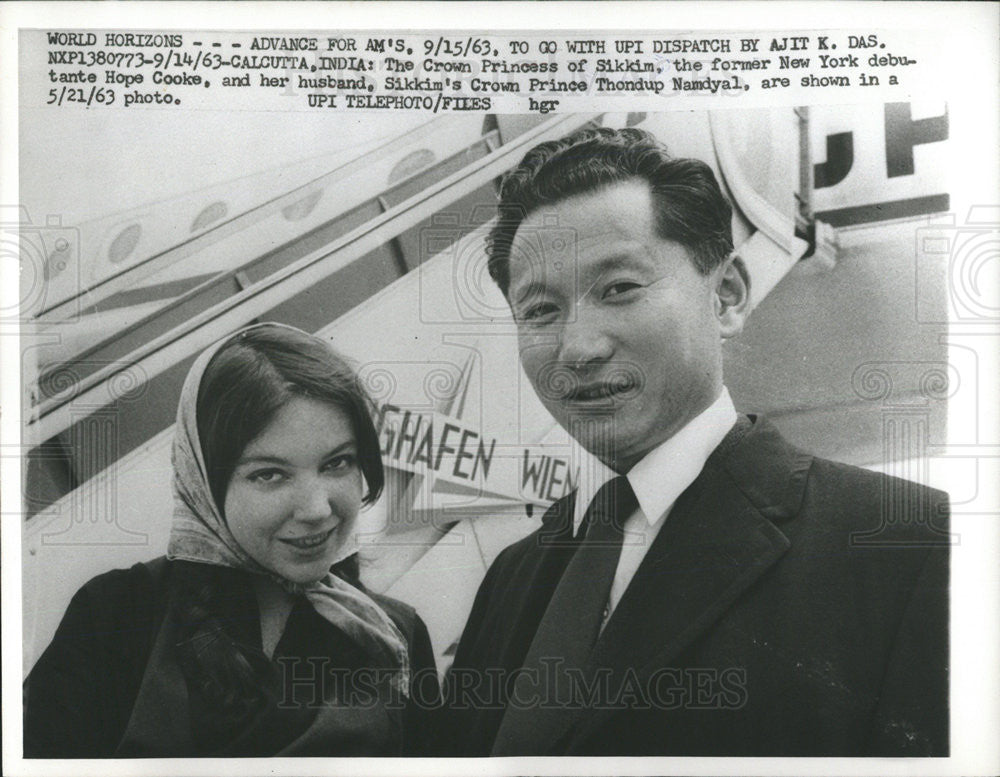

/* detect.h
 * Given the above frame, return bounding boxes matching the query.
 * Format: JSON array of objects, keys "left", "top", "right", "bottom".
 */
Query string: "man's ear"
[{"left": 714, "top": 253, "right": 751, "bottom": 338}]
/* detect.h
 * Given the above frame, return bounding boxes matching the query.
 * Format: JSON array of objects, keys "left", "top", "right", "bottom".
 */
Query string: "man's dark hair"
[{"left": 486, "top": 126, "right": 735, "bottom": 297}]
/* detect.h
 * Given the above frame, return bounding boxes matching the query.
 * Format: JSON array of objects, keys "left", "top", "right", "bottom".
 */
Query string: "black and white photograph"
[{"left": 2, "top": 2, "right": 997, "bottom": 775}]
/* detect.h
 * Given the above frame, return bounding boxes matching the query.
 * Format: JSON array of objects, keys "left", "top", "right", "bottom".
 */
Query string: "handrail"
[
  {"left": 33, "top": 126, "right": 500, "bottom": 388},
  {"left": 35, "top": 116, "right": 456, "bottom": 322},
  {"left": 28, "top": 114, "right": 600, "bottom": 444}
]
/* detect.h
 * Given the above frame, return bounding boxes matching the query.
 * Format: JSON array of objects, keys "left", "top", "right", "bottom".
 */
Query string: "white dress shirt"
[{"left": 570, "top": 388, "right": 738, "bottom": 627}]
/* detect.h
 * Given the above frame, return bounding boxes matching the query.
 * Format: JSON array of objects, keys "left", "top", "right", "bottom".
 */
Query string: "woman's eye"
[
  {"left": 604, "top": 281, "right": 642, "bottom": 298},
  {"left": 248, "top": 469, "right": 286, "bottom": 485},
  {"left": 324, "top": 454, "right": 357, "bottom": 473}
]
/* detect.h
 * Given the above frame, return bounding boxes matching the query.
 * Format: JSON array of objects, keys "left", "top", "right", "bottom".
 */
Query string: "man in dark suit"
[{"left": 442, "top": 127, "right": 949, "bottom": 756}]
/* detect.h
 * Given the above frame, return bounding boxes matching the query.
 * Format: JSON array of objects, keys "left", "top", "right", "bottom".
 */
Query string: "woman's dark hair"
[
  {"left": 486, "top": 126, "right": 735, "bottom": 297},
  {"left": 174, "top": 324, "right": 383, "bottom": 747},
  {"left": 195, "top": 323, "right": 384, "bottom": 513}
]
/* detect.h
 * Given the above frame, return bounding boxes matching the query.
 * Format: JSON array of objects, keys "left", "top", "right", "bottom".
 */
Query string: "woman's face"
[{"left": 223, "top": 396, "right": 364, "bottom": 584}]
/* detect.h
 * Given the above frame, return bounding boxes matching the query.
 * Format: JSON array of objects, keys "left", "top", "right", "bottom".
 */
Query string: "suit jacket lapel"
[
  {"left": 493, "top": 492, "right": 580, "bottom": 671},
  {"left": 561, "top": 416, "right": 809, "bottom": 750},
  {"left": 589, "top": 466, "right": 790, "bottom": 674}
]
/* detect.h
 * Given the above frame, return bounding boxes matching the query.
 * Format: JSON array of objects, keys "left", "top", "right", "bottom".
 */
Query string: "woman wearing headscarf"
[{"left": 24, "top": 323, "right": 439, "bottom": 757}]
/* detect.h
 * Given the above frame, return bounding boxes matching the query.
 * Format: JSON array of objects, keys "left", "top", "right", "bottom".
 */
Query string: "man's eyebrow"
[
  {"left": 511, "top": 280, "right": 550, "bottom": 306},
  {"left": 590, "top": 251, "right": 650, "bottom": 273}
]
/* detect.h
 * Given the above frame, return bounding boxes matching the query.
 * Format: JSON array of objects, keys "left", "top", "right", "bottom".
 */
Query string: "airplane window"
[
  {"left": 388, "top": 149, "right": 436, "bottom": 185},
  {"left": 282, "top": 189, "right": 324, "bottom": 221},
  {"left": 190, "top": 201, "right": 229, "bottom": 232},
  {"left": 107, "top": 224, "right": 142, "bottom": 264}
]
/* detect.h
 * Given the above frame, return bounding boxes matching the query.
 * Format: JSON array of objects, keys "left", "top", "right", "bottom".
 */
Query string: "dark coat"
[
  {"left": 443, "top": 416, "right": 949, "bottom": 756},
  {"left": 24, "top": 558, "right": 440, "bottom": 758}
]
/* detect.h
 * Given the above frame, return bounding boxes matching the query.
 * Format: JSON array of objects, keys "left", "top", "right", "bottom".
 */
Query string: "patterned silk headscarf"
[{"left": 167, "top": 323, "right": 409, "bottom": 697}]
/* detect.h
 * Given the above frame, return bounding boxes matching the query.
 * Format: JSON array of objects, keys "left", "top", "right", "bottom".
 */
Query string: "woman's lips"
[{"left": 279, "top": 526, "right": 337, "bottom": 551}]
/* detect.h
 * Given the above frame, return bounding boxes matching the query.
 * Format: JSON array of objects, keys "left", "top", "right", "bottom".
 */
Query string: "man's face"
[{"left": 508, "top": 179, "right": 730, "bottom": 472}]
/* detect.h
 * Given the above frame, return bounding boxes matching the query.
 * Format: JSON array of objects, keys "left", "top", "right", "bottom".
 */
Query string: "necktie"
[{"left": 491, "top": 476, "right": 638, "bottom": 755}]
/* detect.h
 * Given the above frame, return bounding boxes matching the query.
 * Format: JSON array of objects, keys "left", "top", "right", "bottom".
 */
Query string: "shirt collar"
[{"left": 571, "top": 387, "right": 738, "bottom": 533}]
